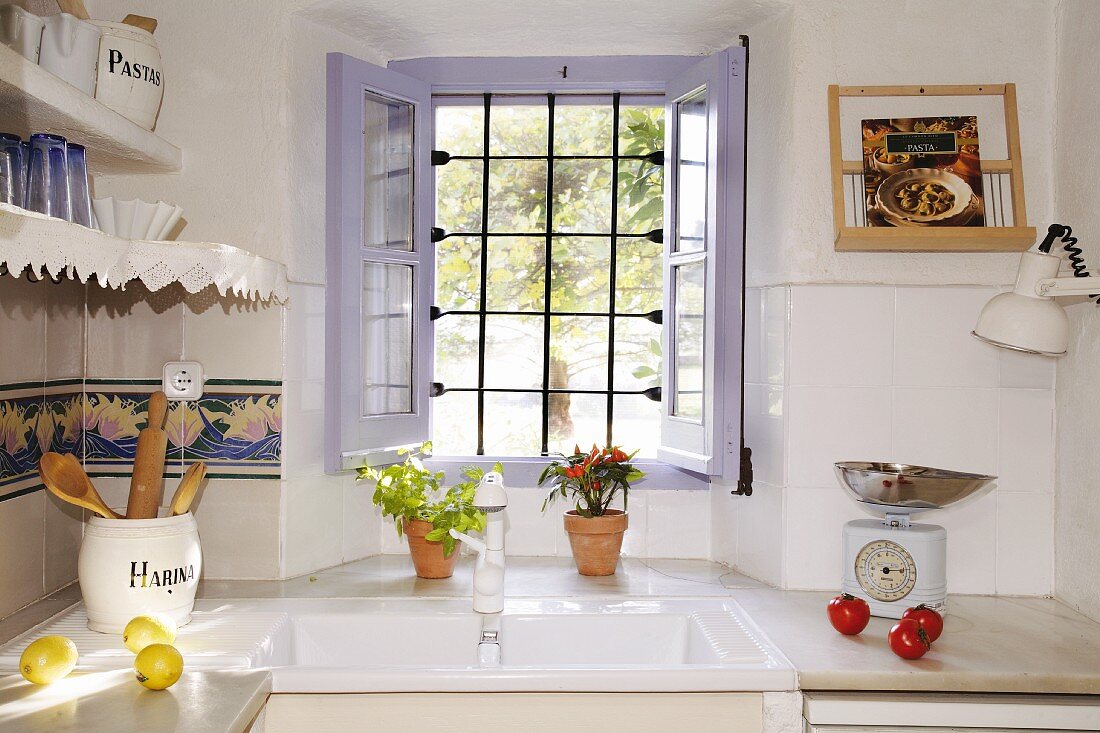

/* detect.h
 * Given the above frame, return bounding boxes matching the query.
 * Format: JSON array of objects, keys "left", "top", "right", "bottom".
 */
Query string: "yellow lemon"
[
  {"left": 123, "top": 615, "right": 177, "bottom": 654},
  {"left": 134, "top": 643, "right": 183, "bottom": 690},
  {"left": 20, "top": 635, "right": 78, "bottom": 685}
]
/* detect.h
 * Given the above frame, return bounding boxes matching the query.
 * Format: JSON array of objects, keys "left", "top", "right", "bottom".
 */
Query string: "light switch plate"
[{"left": 163, "top": 361, "right": 204, "bottom": 401}]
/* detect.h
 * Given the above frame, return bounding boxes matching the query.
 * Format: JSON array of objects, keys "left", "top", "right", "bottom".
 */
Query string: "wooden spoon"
[
  {"left": 39, "top": 452, "right": 121, "bottom": 519},
  {"left": 169, "top": 462, "right": 206, "bottom": 516},
  {"left": 56, "top": 0, "right": 90, "bottom": 19}
]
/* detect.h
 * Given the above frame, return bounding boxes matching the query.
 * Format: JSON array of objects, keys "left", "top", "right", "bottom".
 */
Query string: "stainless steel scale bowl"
[{"left": 834, "top": 461, "right": 996, "bottom": 515}]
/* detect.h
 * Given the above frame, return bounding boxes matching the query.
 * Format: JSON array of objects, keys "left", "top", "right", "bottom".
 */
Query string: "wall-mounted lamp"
[{"left": 973, "top": 224, "right": 1097, "bottom": 357}]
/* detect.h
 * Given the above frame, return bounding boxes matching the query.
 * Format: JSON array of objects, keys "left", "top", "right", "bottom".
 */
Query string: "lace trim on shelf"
[{"left": 0, "top": 203, "right": 288, "bottom": 302}]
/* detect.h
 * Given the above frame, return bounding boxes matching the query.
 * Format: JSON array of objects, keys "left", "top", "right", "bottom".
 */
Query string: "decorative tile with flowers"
[
  {"left": 83, "top": 379, "right": 282, "bottom": 480},
  {"left": 0, "top": 380, "right": 83, "bottom": 498}
]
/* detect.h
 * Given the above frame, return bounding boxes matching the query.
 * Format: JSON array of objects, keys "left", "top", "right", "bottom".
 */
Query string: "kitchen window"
[
  {"left": 325, "top": 50, "right": 749, "bottom": 484},
  {"left": 430, "top": 94, "right": 665, "bottom": 458}
]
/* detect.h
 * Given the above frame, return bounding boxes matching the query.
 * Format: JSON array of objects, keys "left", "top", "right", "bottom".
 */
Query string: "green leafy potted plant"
[
  {"left": 538, "top": 444, "right": 645, "bottom": 576},
  {"left": 356, "top": 443, "right": 491, "bottom": 579}
]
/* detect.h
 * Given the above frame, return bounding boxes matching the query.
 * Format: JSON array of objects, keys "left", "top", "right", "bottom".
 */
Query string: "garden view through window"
[{"left": 430, "top": 93, "right": 666, "bottom": 458}]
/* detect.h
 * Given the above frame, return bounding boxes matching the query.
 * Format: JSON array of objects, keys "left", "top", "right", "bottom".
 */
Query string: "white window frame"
[{"left": 326, "top": 50, "right": 748, "bottom": 488}]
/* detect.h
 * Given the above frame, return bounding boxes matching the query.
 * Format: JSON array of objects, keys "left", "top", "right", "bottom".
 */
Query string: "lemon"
[
  {"left": 20, "top": 635, "right": 78, "bottom": 685},
  {"left": 134, "top": 643, "right": 183, "bottom": 690},
  {"left": 123, "top": 615, "right": 177, "bottom": 654}
]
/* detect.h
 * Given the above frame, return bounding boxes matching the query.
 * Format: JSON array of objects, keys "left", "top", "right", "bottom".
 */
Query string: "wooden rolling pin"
[{"left": 125, "top": 391, "right": 168, "bottom": 519}]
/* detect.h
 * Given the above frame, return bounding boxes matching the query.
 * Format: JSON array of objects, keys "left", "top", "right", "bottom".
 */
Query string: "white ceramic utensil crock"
[
  {"left": 78, "top": 509, "right": 202, "bottom": 633},
  {"left": 38, "top": 12, "right": 100, "bottom": 95},
  {"left": 92, "top": 21, "right": 162, "bottom": 130},
  {"left": 0, "top": 4, "right": 46, "bottom": 63}
]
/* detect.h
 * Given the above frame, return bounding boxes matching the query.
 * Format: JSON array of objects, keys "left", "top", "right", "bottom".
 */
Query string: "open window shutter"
[
  {"left": 325, "top": 53, "right": 433, "bottom": 472},
  {"left": 658, "top": 47, "right": 747, "bottom": 477}
]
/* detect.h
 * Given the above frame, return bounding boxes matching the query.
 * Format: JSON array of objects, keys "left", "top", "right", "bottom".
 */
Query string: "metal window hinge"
[{"left": 732, "top": 446, "right": 753, "bottom": 496}]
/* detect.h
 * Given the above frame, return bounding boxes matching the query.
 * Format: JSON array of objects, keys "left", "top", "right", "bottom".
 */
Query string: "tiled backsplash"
[{"left": 731, "top": 284, "right": 1056, "bottom": 595}]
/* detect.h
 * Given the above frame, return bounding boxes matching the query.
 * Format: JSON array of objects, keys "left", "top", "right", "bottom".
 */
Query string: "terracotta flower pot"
[
  {"left": 403, "top": 519, "right": 457, "bottom": 579},
  {"left": 563, "top": 509, "right": 628, "bottom": 576}
]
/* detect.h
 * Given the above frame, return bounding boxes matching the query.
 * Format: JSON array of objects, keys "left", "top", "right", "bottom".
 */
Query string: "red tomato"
[
  {"left": 888, "top": 618, "right": 931, "bottom": 659},
  {"left": 902, "top": 604, "right": 944, "bottom": 643},
  {"left": 827, "top": 593, "right": 871, "bottom": 635}
]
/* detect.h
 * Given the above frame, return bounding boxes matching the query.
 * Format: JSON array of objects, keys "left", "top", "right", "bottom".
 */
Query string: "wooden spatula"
[
  {"left": 125, "top": 391, "right": 169, "bottom": 519},
  {"left": 121, "top": 14, "right": 157, "bottom": 33},
  {"left": 39, "top": 452, "right": 121, "bottom": 519},
  {"left": 169, "top": 461, "right": 206, "bottom": 516}
]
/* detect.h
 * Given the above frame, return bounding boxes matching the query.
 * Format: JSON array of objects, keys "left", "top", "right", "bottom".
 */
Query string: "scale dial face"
[{"left": 855, "top": 539, "right": 917, "bottom": 603}]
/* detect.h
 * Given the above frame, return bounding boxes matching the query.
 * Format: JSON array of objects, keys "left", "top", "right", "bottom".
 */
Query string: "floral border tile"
[
  {"left": 0, "top": 383, "right": 83, "bottom": 497},
  {"left": 83, "top": 380, "right": 281, "bottom": 480},
  {"left": 0, "top": 379, "right": 282, "bottom": 498}
]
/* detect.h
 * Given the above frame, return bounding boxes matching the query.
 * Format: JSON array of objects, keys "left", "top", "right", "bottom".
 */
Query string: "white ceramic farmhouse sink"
[
  {"left": 269, "top": 597, "right": 794, "bottom": 692},
  {"left": 0, "top": 597, "right": 795, "bottom": 692}
]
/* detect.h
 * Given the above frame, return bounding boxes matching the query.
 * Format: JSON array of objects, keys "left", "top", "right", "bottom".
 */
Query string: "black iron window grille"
[{"left": 431, "top": 92, "right": 665, "bottom": 456}]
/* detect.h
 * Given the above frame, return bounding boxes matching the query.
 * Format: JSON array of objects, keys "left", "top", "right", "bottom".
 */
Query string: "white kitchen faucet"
[{"left": 449, "top": 471, "right": 507, "bottom": 614}]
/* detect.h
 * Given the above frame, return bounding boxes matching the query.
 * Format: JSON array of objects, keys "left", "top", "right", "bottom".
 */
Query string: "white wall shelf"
[
  {"left": 0, "top": 44, "right": 182, "bottom": 174},
  {"left": 0, "top": 203, "right": 287, "bottom": 302}
]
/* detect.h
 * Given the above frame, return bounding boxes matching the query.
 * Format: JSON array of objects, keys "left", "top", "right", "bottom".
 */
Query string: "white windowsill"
[{"left": 422, "top": 456, "right": 711, "bottom": 490}]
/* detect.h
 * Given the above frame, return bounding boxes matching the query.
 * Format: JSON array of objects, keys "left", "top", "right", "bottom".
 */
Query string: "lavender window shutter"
[
  {"left": 325, "top": 53, "right": 433, "bottom": 472},
  {"left": 658, "top": 47, "right": 747, "bottom": 478}
]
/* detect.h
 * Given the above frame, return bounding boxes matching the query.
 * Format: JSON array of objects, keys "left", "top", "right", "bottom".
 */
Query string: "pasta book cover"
[{"left": 861, "top": 116, "right": 984, "bottom": 227}]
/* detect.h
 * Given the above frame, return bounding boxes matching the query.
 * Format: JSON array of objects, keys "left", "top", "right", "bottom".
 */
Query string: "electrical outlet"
[{"left": 162, "top": 361, "right": 204, "bottom": 401}]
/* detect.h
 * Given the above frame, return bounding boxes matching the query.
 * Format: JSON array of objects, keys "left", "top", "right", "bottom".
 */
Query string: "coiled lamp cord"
[{"left": 1036, "top": 223, "right": 1099, "bottom": 303}]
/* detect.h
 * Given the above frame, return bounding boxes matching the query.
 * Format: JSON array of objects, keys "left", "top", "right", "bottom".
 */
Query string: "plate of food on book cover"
[{"left": 862, "top": 116, "right": 984, "bottom": 228}]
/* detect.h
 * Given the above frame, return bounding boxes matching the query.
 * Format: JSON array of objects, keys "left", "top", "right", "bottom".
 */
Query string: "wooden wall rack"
[{"left": 828, "top": 83, "right": 1036, "bottom": 252}]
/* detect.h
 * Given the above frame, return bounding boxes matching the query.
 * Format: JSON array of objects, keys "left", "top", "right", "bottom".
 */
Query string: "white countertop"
[{"left": 2, "top": 555, "right": 1099, "bottom": 733}]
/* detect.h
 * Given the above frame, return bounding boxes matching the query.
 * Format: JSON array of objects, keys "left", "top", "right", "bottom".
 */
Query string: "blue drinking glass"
[
  {"left": 66, "top": 143, "right": 92, "bottom": 227},
  {"left": 26, "top": 133, "right": 70, "bottom": 220},
  {"left": 0, "top": 133, "right": 25, "bottom": 207}
]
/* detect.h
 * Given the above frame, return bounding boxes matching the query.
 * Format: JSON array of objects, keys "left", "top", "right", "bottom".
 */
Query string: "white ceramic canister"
[
  {"left": 91, "top": 21, "right": 162, "bottom": 130},
  {"left": 78, "top": 509, "right": 202, "bottom": 634},
  {"left": 38, "top": 12, "right": 100, "bottom": 95},
  {"left": 0, "top": 4, "right": 46, "bottom": 63}
]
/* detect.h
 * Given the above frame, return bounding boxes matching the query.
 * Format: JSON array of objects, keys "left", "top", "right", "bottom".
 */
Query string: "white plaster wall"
[
  {"left": 1052, "top": 0, "right": 1100, "bottom": 622},
  {"left": 745, "top": 0, "right": 1057, "bottom": 288},
  {"left": 85, "top": 0, "right": 292, "bottom": 266}
]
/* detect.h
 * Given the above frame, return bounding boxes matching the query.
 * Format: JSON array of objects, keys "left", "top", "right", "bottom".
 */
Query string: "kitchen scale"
[{"left": 834, "top": 462, "right": 996, "bottom": 619}]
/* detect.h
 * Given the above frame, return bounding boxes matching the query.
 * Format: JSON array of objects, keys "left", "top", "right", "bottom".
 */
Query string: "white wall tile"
[
  {"left": 190, "top": 479, "right": 282, "bottom": 579},
  {"left": 0, "top": 492, "right": 44, "bottom": 618},
  {"left": 783, "top": 487, "right": 867, "bottom": 590},
  {"left": 0, "top": 274, "right": 46, "bottom": 382},
  {"left": 620, "top": 491, "right": 649, "bottom": 557},
  {"left": 789, "top": 285, "right": 893, "bottom": 387},
  {"left": 43, "top": 493, "right": 82, "bottom": 594},
  {"left": 936, "top": 490, "right": 998, "bottom": 595},
  {"left": 645, "top": 490, "right": 709, "bottom": 559},
  {"left": 734, "top": 481, "right": 784, "bottom": 586},
  {"left": 45, "top": 279, "right": 86, "bottom": 382},
  {"left": 183, "top": 289, "right": 284, "bottom": 380},
  {"left": 709, "top": 480, "right": 737, "bottom": 566},
  {"left": 285, "top": 282, "right": 326, "bottom": 383},
  {"left": 343, "top": 474, "right": 381, "bottom": 562},
  {"left": 762, "top": 287, "right": 788, "bottom": 386},
  {"left": 744, "top": 384, "right": 785, "bottom": 487},
  {"left": 1000, "top": 348, "right": 1056, "bottom": 389},
  {"left": 894, "top": 287, "right": 1001, "bottom": 388},
  {"left": 282, "top": 379, "right": 326, "bottom": 478},
  {"left": 996, "top": 492, "right": 1053, "bottom": 595},
  {"left": 381, "top": 518, "right": 407, "bottom": 554},
  {"left": 86, "top": 283, "right": 184, "bottom": 378},
  {"left": 892, "top": 387, "right": 998, "bottom": 475},
  {"left": 743, "top": 287, "right": 764, "bottom": 385},
  {"left": 787, "top": 386, "right": 892, "bottom": 488},
  {"left": 998, "top": 389, "right": 1055, "bottom": 493},
  {"left": 503, "top": 487, "right": 558, "bottom": 556},
  {"left": 283, "top": 475, "right": 343, "bottom": 578}
]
